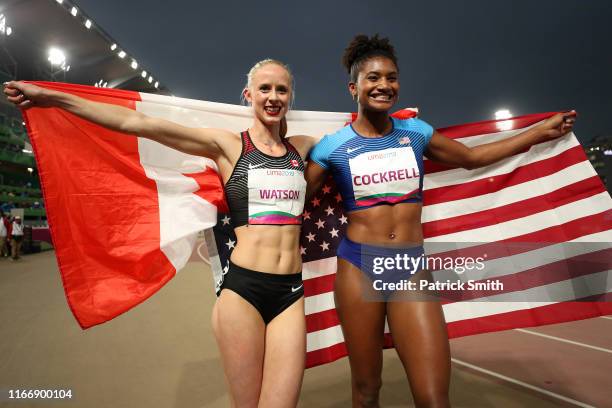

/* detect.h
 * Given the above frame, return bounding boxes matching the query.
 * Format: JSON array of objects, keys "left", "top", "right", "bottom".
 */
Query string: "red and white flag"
[{"left": 23, "top": 83, "right": 612, "bottom": 368}]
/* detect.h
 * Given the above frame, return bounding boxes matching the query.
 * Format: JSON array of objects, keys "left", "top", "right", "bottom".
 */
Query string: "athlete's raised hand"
[
  {"left": 536, "top": 110, "right": 577, "bottom": 140},
  {"left": 3, "top": 81, "right": 56, "bottom": 109}
]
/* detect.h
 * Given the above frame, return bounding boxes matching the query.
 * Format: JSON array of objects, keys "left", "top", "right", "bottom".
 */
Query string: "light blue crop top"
[{"left": 309, "top": 117, "right": 433, "bottom": 212}]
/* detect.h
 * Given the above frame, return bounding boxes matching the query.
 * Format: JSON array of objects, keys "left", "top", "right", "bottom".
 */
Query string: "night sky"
[{"left": 75, "top": 0, "right": 611, "bottom": 142}]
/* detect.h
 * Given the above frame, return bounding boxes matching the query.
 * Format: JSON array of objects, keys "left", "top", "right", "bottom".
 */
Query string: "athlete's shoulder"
[
  {"left": 393, "top": 117, "right": 434, "bottom": 143},
  {"left": 310, "top": 125, "right": 356, "bottom": 169}
]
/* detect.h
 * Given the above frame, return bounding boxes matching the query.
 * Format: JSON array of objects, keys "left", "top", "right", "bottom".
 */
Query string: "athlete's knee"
[
  {"left": 413, "top": 390, "right": 450, "bottom": 408},
  {"left": 353, "top": 377, "right": 382, "bottom": 407}
]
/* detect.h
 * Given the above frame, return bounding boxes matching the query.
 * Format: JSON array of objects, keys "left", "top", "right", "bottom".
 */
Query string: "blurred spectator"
[
  {"left": 10, "top": 215, "right": 24, "bottom": 260},
  {"left": 0, "top": 201, "right": 14, "bottom": 212},
  {"left": 0, "top": 212, "right": 8, "bottom": 258}
]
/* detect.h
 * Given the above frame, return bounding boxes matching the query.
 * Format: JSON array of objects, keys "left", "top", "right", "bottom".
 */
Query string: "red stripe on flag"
[
  {"left": 304, "top": 272, "right": 335, "bottom": 297},
  {"left": 25, "top": 82, "right": 176, "bottom": 329},
  {"left": 306, "top": 308, "right": 340, "bottom": 333},
  {"left": 446, "top": 299, "right": 612, "bottom": 339},
  {"left": 423, "top": 176, "right": 606, "bottom": 238},
  {"left": 438, "top": 248, "right": 612, "bottom": 302},
  {"left": 436, "top": 112, "right": 558, "bottom": 140},
  {"left": 423, "top": 145, "right": 589, "bottom": 205}
]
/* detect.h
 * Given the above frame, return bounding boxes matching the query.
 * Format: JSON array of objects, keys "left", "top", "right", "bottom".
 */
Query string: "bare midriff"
[
  {"left": 346, "top": 202, "right": 423, "bottom": 245},
  {"left": 230, "top": 224, "right": 302, "bottom": 274}
]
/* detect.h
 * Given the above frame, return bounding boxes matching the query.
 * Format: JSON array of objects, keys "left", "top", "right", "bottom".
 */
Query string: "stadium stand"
[{"left": 0, "top": 0, "right": 170, "bottom": 250}]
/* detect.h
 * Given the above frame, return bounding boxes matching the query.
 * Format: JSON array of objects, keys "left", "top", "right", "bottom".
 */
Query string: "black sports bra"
[{"left": 224, "top": 131, "right": 306, "bottom": 227}]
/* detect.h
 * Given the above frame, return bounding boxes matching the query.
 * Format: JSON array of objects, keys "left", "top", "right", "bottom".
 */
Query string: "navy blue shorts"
[{"left": 337, "top": 236, "right": 425, "bottom": 298}]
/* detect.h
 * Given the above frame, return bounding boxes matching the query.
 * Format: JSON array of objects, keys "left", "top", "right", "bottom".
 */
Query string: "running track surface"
[{"left": 0, "top": 251, "right": 610, "bottom": 407}]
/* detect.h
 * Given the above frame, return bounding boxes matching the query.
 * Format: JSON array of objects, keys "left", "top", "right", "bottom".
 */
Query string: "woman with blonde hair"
[{"left": 5, "top": 58, "right": 317, "bottom": 407}]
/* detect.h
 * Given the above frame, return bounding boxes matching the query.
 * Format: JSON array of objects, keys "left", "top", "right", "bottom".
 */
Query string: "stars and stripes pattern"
[{"left": 207, "top": 112, "right": 612, "bottom": 368}]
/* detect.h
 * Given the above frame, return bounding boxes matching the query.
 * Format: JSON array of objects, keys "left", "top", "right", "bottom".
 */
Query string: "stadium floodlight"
[
  {"left": 56, "top": 0, "right": 63, "bottom": 3},
  {"left": 65, "top": 65, "right": 70, "bottom": 72},
  {"left": 110, "top": 43, "right": 117, "bottom": 51},
  {"left": 154, "top": 81, "right": 159, "bottom": 88},
  {"left": 141, "top": 70, "right": 147, "bottom": 78},
  {"left": 71, "top": 7, "right": 78, "bottom": 16},
  {"left": 148, "top": 76, "right": 153, "bottom": 83},
  {"left": 495, "top": 109, "right": 513, "bottom": 131},
  {"left": 85, "top": 19, "right": 92, "bottom": 29},
  {"left": 48, "top": 47, "right": 66, "bottom": 66},
  {"left": 6, "top": 27, "right": 11, "bottom": 36},
  {"left": 494, "top": 109, "right": 512, "bottom": 120},
  {"left": 27, "top": 167, "right": 34, "bottom": 173},
  {"left": 131, "top": 60, "right": 138, "bottom": 69},
  {"left": 0, "top": 13, "right": 5, "bottom": 34},
  {"left": 118, "top": 50, "right": 126, "bottom": 58}
]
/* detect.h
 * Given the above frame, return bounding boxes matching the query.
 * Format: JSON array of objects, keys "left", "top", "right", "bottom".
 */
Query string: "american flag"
[
  {"left": 210, "top": 112, "right": 612, "bottom": 368},
  {"left": 26, "top": 82, "right": 609, "bottom": 353}
]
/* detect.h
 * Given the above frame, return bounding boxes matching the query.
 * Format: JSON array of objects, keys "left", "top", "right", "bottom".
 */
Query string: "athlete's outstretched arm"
[
  {"left": 305, "top": 161, "right": 328, "bottom": 200},
  {"left": 425, "top": 111, "right": 576, "bottom": 170},
  {"left": 3, "top": 81, "right": 236, "bottom": 160}
]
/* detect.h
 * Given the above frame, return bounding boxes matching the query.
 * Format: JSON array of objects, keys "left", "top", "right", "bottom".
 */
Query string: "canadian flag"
[{"left": 23, "top": 82, "right": 354, "bottom": 329}]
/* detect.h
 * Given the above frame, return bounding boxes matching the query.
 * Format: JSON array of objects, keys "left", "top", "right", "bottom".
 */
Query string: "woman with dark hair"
[
  {"left": 306, "top": 34, "right": 575, "bottom": 407},
  {"left": 5, "top": 58, "right": 317, "bottom": 407}
]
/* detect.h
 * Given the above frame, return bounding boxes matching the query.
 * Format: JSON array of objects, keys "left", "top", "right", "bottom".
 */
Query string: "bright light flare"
[
  {"left": 85, "top": 19, "right": 92, "bottom": 29},
  {"left": 70, "top": 7, "right": 78, "bottom": 16},
  {"left": 48, "top": 47, "right": 66, "bottom": 66},
  {"left": 495, "top": 109, "right": 513, "bottom": 131},
  {"left": 118, "top": 50, "right": 126, "bottom": 58},
  {"left": 495, "top": 109, "right": 512, "bottom": 120}
]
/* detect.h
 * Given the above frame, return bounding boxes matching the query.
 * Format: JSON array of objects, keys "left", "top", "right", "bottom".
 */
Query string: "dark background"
[{"left": 53, "top": 0, "right": 612, "bottom": 141}]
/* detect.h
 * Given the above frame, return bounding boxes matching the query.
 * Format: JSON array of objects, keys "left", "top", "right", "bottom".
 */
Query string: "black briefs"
[{"left": 218, "top": 261, "right": 303, "bottom": 324}]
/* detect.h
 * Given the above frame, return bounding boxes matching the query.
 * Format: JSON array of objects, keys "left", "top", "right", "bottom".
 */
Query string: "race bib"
[
  {"left": 248, "top": 168, "right": 306, "bottom": 224},
  {"left": 349, "top": 147, "right": 420, "bottom": 207}
]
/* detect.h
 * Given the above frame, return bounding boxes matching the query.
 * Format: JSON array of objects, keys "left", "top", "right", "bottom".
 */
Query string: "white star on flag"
[
  {"left": 303, "top": 210, "right": 311, "bottom": 220},
  {"left": 322, "top": 185, "right": 331, "bottom": 194},
  {"left": 306, "top": 232, "right": 316, "bottom": 242},
  {"left": 311, "top": 197, "right": 321, "bottom": 207},
  {"left": 324, "top": 206, "right": 335, "bottom": 216},
  {"left": 329, "top": 228, "right": 339, "bottom": 238},
  {"left": 315, "top": 219, "right": 326, "bottom": 229},
  {"left": 225, "top": 239, "right": 236, "bottom": 249},
  {"left": 339, "top": 215, "right": 348, "bottom": 225},
  {"left": 221, "top": 215, "right": 231, "bottom": 226},
  {"left": 335, "top": 193, "right": 343, "bottom": 202},
  {"left": 300, "top": 246, "right": 306, "bottom": 255},
  {"left": 319, "top": 241, "right": 330, "bottom": 251}
]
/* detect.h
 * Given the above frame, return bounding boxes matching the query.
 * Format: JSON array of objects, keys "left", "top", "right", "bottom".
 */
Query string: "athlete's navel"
[{"left": 389, "top": 232, "right": 396, "bottom": 240}]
